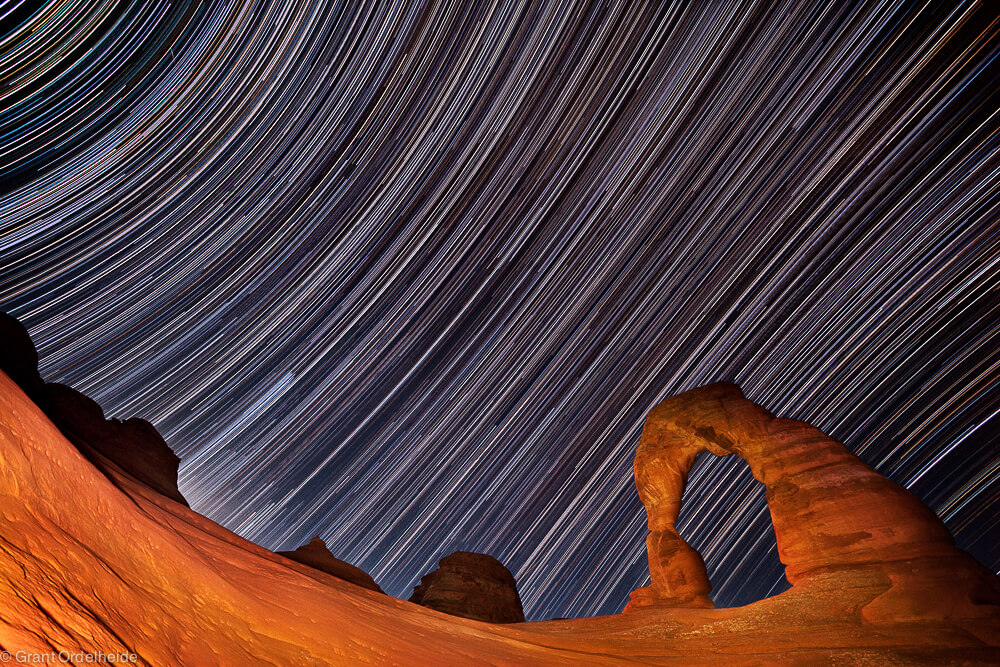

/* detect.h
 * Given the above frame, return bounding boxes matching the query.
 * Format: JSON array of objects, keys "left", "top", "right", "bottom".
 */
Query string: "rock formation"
[
  {"left": 409, "top": 551, "right": 525, "bottom": 623},
  {"left": 626, "top": 382, "right": 1000, "bottom": 625},
  {"left": 0, "top": 366, "right": 998, "bottom": 663},
  {"left": 278, "top": 537, "right": 384, "bottom": 593},
  {"left": 0, "top": 312, "right": 187, "bottom": 505},
  {"left": 0, "top": 312, "right": 45, "bottom": 402}
]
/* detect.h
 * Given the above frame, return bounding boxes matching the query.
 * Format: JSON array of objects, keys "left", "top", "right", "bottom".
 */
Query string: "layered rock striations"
[
  {"left": 278, "top": 537, "right": 384, "bottom": 593},
  {"left": 626, "top": 382, "right": 1000, "bottom": 625},
  {"left": 409, "top": 551, "right": 525, "bottom": 623},
  {"left": 0, "top": 312, "right": 187, "bottom": 505}
]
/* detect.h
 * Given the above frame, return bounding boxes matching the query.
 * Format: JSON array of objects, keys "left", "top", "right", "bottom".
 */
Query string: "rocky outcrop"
[
  {"left": 0, "top": 311, "right": 187, "bottom": 506},
  {"left": 278, "top": 537, "right": 383, "bottom": 593},
  {"left": 44, "top": 382, "right": 187, "bottom": 506},
  {"left": 626, "top": 382, "right": 1000, "bottom": 624},
  {"left": 410, "top": 551, "right": 525, "bottom": 623}
]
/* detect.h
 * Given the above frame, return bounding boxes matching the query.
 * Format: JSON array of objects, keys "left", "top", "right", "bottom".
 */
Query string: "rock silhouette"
[
  {"left": 409, "top": 551, "right": 525, "bottom": 623},
  {"left": 0, "top": 312, "right": 45, "bottom": 402},
  {"left": 626, "top": 382, "right": 1000, "bottom": 624},
  {"left": 0, "top": 312, "right": 187, "bottom": 506},
  {"left": 278, "top": 537, "right": 383, "bottom": 593}
]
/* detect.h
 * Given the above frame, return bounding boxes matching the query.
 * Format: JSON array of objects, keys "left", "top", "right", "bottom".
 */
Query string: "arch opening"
[{"left": 674, "top": 451, "right": 789, "bottom": 608}]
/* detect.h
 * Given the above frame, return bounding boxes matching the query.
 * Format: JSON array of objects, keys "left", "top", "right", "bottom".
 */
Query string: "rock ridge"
[{"left": 278, "top": 537, "right": 383, "bottom": 593}]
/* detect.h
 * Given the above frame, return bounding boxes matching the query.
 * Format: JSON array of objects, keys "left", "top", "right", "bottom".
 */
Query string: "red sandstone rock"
[
  {"left": 278, "top": 537, "right": 383, "bottom": 593},
  {"left": 44, "top": 382, "right": 187, "bottom": 506},
  {"left": 409, "top": 551, "right": 525, "bottom": 623},
  {"left": 626, "top": 382, "right": 1000, "bottom": 626},
  {"left": 0, "top": 373, "right": 997, "bottom": 664},
  {"left": 0, "top": 312, "right": 187, "bottom": 506}
]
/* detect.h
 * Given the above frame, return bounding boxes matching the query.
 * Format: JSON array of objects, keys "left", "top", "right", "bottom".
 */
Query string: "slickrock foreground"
[
  {"left": 278, "top": 537, "right": 384, "bottom": 593},
  {"left": 410, "top": 551, "right": 525, "bottom": 623},
  {"left": 0, "top": 364, "right": 997, "bottom": 664}
]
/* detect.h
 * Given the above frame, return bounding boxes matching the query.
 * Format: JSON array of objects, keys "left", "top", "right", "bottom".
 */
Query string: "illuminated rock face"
[
  {"left": 627, "top": 382, "right": 1000, "bottom": 623},
  {"left": 0, "top": 367, "right": 997, "bottom": 664},
  {"left": 278, "top": 537, "right": 384, "bottom": 593},
  {"left": 409, "top": 551, "right": 525, "bottom": 623}
]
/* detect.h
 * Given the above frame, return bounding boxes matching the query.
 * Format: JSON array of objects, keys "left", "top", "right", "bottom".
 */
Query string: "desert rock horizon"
[{"left": 0, "top": 312, "right": 997, "bottom": 664}]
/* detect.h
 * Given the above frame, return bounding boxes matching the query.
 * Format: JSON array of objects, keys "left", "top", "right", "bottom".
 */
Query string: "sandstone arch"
[{"left": 626, "top": 383, "right": 998, "bottom": 621}]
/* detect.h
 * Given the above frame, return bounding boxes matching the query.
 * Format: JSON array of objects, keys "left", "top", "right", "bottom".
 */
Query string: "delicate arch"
[{"left": 626, "top": 383, "right": 960, "bottom": 612}]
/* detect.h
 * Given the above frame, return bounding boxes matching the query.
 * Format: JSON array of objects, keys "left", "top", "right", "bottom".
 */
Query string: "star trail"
[{"left": 1, "top": 1, "right": 998, "bottom": 620}]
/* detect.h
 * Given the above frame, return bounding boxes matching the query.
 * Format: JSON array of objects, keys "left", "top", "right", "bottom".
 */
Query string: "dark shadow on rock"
[{"left": 410, "top": 551, "right": 525, "bottom": 623}]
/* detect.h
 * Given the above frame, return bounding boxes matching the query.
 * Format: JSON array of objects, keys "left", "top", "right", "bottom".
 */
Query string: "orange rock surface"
[
  {"left": 0, "top": 312, "right": 187, "bottom": 506},
  {"left": 0, "top": 372, "right": 997, "bottom": 665}
]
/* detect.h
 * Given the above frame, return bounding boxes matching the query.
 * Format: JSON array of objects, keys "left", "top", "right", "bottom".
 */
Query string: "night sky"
[{"left": 1, "top": 1, "right": 998, "bottom": 621}]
